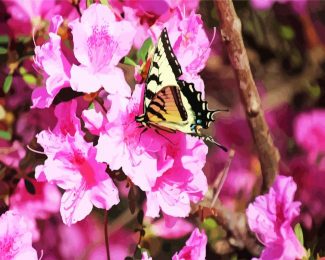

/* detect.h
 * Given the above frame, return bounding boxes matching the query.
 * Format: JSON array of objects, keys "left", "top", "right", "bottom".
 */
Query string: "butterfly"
[{"left": 135, "top": 28, "right": 227, "bottom": 151}]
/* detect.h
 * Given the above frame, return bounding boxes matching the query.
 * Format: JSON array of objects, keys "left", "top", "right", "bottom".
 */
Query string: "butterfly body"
[{"left": 136, "top": 28, "right": 226, "bottom": 151}]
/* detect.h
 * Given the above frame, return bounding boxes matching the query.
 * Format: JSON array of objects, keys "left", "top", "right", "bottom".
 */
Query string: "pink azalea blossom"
[
  {"left": 145, "top": 135, "right": 208, "bottom": 218},
  {"left": 285, "top": 157, "right": 325, "bottom": 229},
  {"left": 250, "top": 0, "right": 308, "bottom": 13},
  {"left": 151, "top": 218, "right": 194, "bottom": 239},
  {"left": 96, "top": 85, "right": 174, "bottom": 192},
  {"left": 4, "top": 0, "right": 78, "bottom": 36},
  {"left": 97, "top": 84, "right": 208, "bottom": 218},
  {"left": 142, "top": 251, "right": 153, "bottom": 260},
  {"left": 0, "top": 210, "right": 38, "bottom": 259},
  {"left": 246, "top": 175, "right": 306, "bottom": 260},
  {"left": 9, "top": 179, "right": 61, "bottom": 241},
  {"left": 0, "top": 140, "right": 26, "bottom": 169},
  {"left": 33, "top": 15, "right": 71, "bottom": 108},
  {"left": 172, "top": 228, "right": 207, "bottom": 260},
  {"left": 82, "top": 107, "right": 108, "bottom": 136},
  {"left": 69, "top": 4, "right": 135, "bottom": 96},
  {"left": 111, "top": 0, "right": 199, "bottom": 48},
  {"left": 35, "top": 101, "right": 119, "bottom": 225},
  {"left": 294, "top": 109, "right": 325, "bottom": 163}
]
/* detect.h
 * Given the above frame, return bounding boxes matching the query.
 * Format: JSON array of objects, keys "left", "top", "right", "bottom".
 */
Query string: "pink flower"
[
  {"left": 151, "top": 218, "right": 194, "bottom": 239},
  {"left": 97, "top": 86, "right": 207, "bottom": 217},
  {"left": 33, "top": 15, "right": 71, "bottom": 108},
  {"left": 250, "top": 0, "right": 307, "bottom": 13},
  {"left": 52, "top": 99, "right": 81, "bottom": 136},
  {"left": 9, "top": 179, "right": 61, "bottom": 241},
  {"left": 82, "top": 107, "right": 108, "bottom": 136},
  {"left": 284, "top": 157, "right": 325, "bottom": 229},
  {"left": 294, "top": 109, "right": 325, "bottom": 163},
  {"left": 0, "top": 210, "right": 38, "bottom": 259},
  {"left": 97, "top": 84, "right": 208, "bottom": 218},
  {"left": 142, "top": 251, "right": 152, "bottom": 260},
  {"left": 145, "top": 135, "right": 208, "bottom": 218},
  {"left": 69, "top": 4, "right": 135, "bottom": 96},
  {"left": 96, "top": 85, "right": 174, "bottom": 192},
  {"left": 0, "top": 141, "right": 26, "bottom": 169},
  {"left": 172, "top": 228, "right": 207, "bottom": 260},
  {"left": 111, "top": 0, "right": 199, "bottom": 48},
  {"left": 35, "top": 101, "right": 119, "bottom": 225},
  {"left": 246, "top": 175, "right": 305, "bottom": 260},
  {"left": 4, "top": 0, "right": 78, "bottom": 36}
]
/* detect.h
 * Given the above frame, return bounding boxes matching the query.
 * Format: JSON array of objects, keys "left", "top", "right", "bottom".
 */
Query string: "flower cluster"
[
  {"left": 28, "top": 1, "right": 212, "bottom": 227},
  {"left": 2, "top": 0, "right": 324, "bottom": 258}
]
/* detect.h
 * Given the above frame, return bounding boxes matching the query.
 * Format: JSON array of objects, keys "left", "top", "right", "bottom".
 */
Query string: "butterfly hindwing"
[
  {"left": 146, "top": 86, "right": 187, "bottom": 124},
  {"left": 178, "top": 80, "right": 217, "bottom": 129}
]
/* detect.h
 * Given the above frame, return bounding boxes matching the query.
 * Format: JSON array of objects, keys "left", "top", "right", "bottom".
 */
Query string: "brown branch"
[
  {"left": 215, "top": 0, "right": 280, "bottom": 192},
  {"left": 192, "top": 202, "right": 262, "bottom": 256}
]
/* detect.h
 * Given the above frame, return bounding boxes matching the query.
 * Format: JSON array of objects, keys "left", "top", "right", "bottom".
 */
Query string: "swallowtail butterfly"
[{"left": 135, "top": 28, "right": 226, "bottom": 151}]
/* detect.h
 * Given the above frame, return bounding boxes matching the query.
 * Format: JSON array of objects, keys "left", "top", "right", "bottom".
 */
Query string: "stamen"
[{"left": 27, "top": 145, "right": 46, "bottom": 155}]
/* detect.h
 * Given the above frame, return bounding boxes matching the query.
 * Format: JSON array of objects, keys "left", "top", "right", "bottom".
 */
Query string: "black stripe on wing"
[
  {"left": 160, "top": 28, "right": 182, "bottom": 78},
  {"left": 178, "top": 80, "right": 216, "bottom": 129}
]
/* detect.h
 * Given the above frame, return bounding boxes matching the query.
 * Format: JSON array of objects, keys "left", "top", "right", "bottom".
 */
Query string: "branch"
[
  {"left": 215, "top": 0, "right": 280, "bottom": 192},
  {"left": 192, "top": 202, "right": 262, "bottom": 256}
]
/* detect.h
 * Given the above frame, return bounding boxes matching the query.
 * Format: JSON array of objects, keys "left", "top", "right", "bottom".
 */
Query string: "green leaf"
[
  {"left": 22, "top": 74, "right": 37, "bottom": 85},
  {"left": 124, "top": 56, "right": 137, "bottom": 67},
  {"left": 3, "top": 75, "right": 13, "bottom": 94},
  {"left": 202, "top": 217, "right": 218, "bottom": 230},
  {"left": 0, "top": 47, "right": 7, "bottom": 55},
  {"left": 0, "top": 35, "right": 9, "bottom": 44},
  {"left": 294, "top": 223, "right": 304, "bottom": 246},
  {"left": 100, "top": 0, "right": 109, "bottom": 5},
  {"left": 19, "top": 66, "right": 27, "bottom": 75},
  {"left": 280, "top": 25, "right": 295, "bottom": 40},
  {"left": 86, "top": 0, "right": 93, "bottom": 7},
  {"left": 0, "top": 130, "right": 11, "bottom": 141},
  {"left": 88, "top": 102, "right": 95, "bottom": 109},
  {"left": 137, "top": 37, "right": 153, "bottom": 63}
]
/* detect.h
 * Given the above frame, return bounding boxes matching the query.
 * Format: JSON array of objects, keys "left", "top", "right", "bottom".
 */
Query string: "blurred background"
[{"left": 0, "top": 0, "right": 325, "bottom": 259}]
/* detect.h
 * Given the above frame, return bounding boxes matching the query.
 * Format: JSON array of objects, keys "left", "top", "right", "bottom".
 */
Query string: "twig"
[
  {"left": 211, "top": 149, "right": 235, "bottom": 208},
  {"left": 215, "top": 0, "right": 280, "bottom": 192},
  {"left": 212, "top": 202, "right": 262, "bottom": 255},
  {"left": 104, "top": 210, "right": 111, "bottom": 260},
  {"left": 191, "top": 202, "right": 262, "bottom": 256}
]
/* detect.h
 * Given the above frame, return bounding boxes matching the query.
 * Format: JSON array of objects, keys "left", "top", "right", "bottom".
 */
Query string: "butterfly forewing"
[{"left": 144, "top": 28, "right": 182, "bottom": 109}]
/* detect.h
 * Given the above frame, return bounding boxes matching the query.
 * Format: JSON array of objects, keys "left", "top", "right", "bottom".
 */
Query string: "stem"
[
  {"left": 211, "top": 149, "right": 235, "bottom": 208},
  {"left": 104, "top": 210, "right": 111, "bottom": 260},
  {"left": 215, "top": 0, "right": 280, "bottom": 192}
]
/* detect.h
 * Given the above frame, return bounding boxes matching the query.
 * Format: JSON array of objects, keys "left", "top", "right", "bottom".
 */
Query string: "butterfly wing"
[
  {"left": 178, "top": 80, "right": 217, "bottom": 130},
  {"left": 144, "top": 28, "right": 182, "bottom": 111}
]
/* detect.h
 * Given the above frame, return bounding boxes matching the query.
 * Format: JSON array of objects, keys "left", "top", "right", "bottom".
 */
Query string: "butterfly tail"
[{"left": 203, "top": 136, "right": 228, "bottom": 152}]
